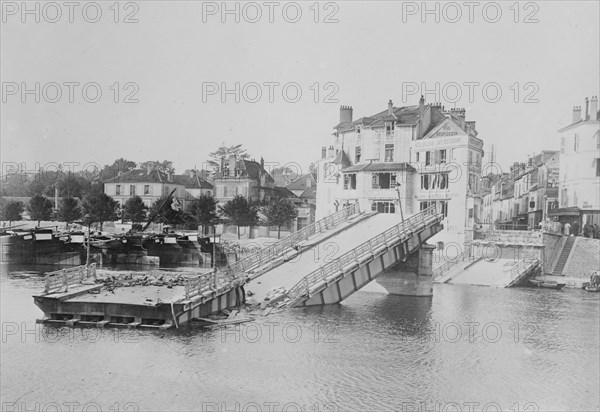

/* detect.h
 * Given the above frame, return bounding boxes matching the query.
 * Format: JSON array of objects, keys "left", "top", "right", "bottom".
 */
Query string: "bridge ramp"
[
  {"left": 245, "top": 213, "right": 407, "bottom": 302},
  {"left": 448, "top": 258, "right": 538, "bottom": 287}
]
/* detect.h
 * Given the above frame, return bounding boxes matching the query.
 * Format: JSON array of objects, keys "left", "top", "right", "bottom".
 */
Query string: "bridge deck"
[
  {"left": 245, "top": 213, "right": 406, "bottom": 301},
  {"left": 448, "top": 258, "right": 526, "bottom": 287}
]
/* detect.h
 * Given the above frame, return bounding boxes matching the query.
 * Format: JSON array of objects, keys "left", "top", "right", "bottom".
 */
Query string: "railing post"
[
  {"left": 62, "top": 269, "right": 68, "bottom": 292},
  {"left": 79, "top": 266, "right": 84, "bottom": 283},
  {"left": 44, "top": 275, "right": 50, "bottom": 294}
]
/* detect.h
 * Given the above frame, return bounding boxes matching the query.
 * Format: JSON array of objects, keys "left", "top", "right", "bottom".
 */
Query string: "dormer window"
[{"left": 357, "top": 127, "right": 361, "bottom": 134}]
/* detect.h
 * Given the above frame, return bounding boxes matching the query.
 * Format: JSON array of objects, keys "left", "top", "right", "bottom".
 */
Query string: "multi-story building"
[
  {"left": 103, "top": 168, "right": 213, "bottom": 208},
  {"left": 482, "top": 151, "right": 559, "bottom": 230},
  {"left": 551, "top": 96, "right": 600, "bottom": 228},
  {"left": 285, "top": 173, "right": 317, "bottom": 229},
  {"left": 213, "top": 156, "right": 275, "bottom": 203},
  {"left": 315, "top": 97, "right": 484, "bottom": 245}
]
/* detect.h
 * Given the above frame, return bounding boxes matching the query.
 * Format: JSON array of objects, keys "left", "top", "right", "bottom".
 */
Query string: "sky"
[{"left": 1, "top": 0, "right": 599, "bottom": 177}]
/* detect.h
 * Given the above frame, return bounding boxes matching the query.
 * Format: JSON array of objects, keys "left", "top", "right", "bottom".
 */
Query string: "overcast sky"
[{"left": 1, "top": 1, "right": 599, "bottom": 176}]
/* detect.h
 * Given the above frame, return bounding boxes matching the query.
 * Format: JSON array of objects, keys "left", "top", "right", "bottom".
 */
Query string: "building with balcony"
[
  {"left": 315, "top": 97, "right": 483, "bottom": 246},
  {"left": 550, "top": 96, "right": 600, "bottom": 230}
]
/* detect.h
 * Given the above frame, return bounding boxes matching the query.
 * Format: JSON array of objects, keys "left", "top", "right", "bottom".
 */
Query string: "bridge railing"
[
  {"left": 286, "top": 205, "right": 440, "bottom": 304},
  {"left": 184, "top": 270, "right": 219, "bottom": 299},
  {"left": 44, "top": 264, "right": 97, "bottom": 294},
  {"left": 432, "top": 248, "right": 473, "bottom": 280},
  {"left": 509, "top": 254, "right": 539, "bottom": 280},
  {"left": 225, "top": 203, "right": 361, "bottom": 278}
]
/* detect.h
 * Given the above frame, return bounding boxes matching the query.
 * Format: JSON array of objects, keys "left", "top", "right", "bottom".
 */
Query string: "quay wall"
[{"left": 562, "top": 237, "right": 600, "bottom": 277}]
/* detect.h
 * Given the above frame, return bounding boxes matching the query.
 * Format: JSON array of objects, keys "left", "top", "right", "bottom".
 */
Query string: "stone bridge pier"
[{"left": 376, "top": 243, "right": 436, "bottom": 297}]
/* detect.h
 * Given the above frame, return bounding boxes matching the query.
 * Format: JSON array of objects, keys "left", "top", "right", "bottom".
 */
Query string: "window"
[
  {"left": 357, "top": 127, "right": 361, "bottom": 134},
  {"left": 440, "top": 201, "right": 448, "bottom": 217},
  {"left": 386, "top": 122, "right": 395, "bottom": 133},
  {"left": 371, "top": 201, "right": 396, "bottom": 214},
  {"left": 574, "top": 134, "right": 579, "bottom": 152},
  {"left": 468, "top": 209, "right": 473, "bottom": 218},
  {"left": 421, "top": 173, "right": 448, "bottom": 190},
  {"left": 372, "top": 173, "right": 396, "bottom": 189},
  {"left": 144, "top": 185, "right": 150, "bottom": 195},
  {"left": 115, "top": 185, "right": 121, "bottom": 195},
  {"left": 344, "top": 174, "right": 357, "bottom": 190},
  {"left": 425, "top": 151, "right": 432, "bottom": 166},
  {"left": 416, "top": 152, "right": 420, "bottom": 162},
  {"left": 130, "top": 185, "right": 136, "bottom": 196},
  {"left": 439, "top": 149, "right": 447, "bottom": 164},
  {"left": 223, "top": 186, "right": 228, "bottom": 197},
  {"left": 384, "top": 144, "right": 394, "bottom": 162},
  {"left": 596, "top": 159, "right": 600, "bottom": 177},
  {"left": 561, "top": 188, "right": 568, "bottom": 207},
  {"left": 355, "top": 147, "right": 361, "bottom": 163},
  {"left": 597, "top": 133, "right": 600, "bottom": 149}
]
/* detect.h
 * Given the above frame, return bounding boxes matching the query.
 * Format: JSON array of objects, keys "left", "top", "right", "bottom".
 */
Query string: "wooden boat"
[
  {"left": 584, "top": 285, "right": 600, "bottom": 292},
  {"left": 528, "top": 279, "right": 566, "bottom": 290}
]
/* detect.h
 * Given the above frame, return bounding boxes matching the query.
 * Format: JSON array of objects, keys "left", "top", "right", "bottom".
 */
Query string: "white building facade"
[
  {"left": 555, "top": 96, "right": 600, "bottom": 227},
  {"left": 315, "top": 98, "right": 483, "bottom": 246}
]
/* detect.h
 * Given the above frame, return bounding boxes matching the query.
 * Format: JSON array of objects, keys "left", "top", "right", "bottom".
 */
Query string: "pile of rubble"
[{"left": 96, "top": 272, "right": 187, "bottom": 291}]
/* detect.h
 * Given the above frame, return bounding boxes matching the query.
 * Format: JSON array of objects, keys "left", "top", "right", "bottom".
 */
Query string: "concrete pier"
[{"left": 376, "top": 243, "right": 435, "bottom": 297}]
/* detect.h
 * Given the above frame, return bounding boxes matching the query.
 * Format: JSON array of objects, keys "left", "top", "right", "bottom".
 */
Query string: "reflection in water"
[{"left": 1, "top": 263, "right": 599, "bottom": 411}]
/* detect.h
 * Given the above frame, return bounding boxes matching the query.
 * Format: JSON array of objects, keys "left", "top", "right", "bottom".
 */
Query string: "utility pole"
[{"left": 395, "top": 182, "right": 405, "bottom": 222}]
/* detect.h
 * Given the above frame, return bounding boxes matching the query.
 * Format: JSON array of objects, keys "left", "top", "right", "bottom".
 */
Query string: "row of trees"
[{"left": 1, "top": 193, "right": 298, "bottom": 239}]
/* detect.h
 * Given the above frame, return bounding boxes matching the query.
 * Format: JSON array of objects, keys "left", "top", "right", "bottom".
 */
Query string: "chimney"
[
  {"left": 388, "top": 99, "right": 393, "bottom": 115},
  {"left": 416, "top": 95, "right": 425, "bottom": 139},
  {"left": 167, "top": 171, "right": 173, "bottom": 182},
  {"left": 228, "top": 155, "right": 236, "bottom": 175},
  {"left": 590, "top": 96, "right": 598, "bottom": 120},
  {"left": 585, "top": 97, "right": 590, "bottom": 120},
  {"left": 328, "top": 145, "right": 334, "bottom": 157},
  {"left": 321, "top": 146, "right": 327, "bottom": 159},
  {"left": 458, "top": 112, "right": 465, "bottom": 130},
  {"left": 260, "top": 156, "right": 264, "bottom": 170},
  {"left": 146, "top": 164, "right": 152, "bottom": 174},
  {"left": 340, "top": 105, "right": 353, "bottom": 124},
  {"left": 572, "top": 106, "right": 581, "bottom": 123},
  {"left": 188, "top": 169, "right": 195, "bottom": 178}
]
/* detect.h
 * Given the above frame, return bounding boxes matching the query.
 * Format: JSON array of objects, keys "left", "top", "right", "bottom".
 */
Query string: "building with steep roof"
[
  {"left": 315, "top": 97, "right": 484, "bottom": 246},
  {"left": 212, "top": 156, "right": 275, "bottom": 203}
]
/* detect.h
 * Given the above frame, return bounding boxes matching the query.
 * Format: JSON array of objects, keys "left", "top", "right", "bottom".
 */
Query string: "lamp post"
[{"left": 395, "top": 182, "right": 405, "bottom": 222}]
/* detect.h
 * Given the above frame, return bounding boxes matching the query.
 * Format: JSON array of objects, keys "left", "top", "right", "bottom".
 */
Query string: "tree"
[
  {"left": 27, "top": 194, "right": 54, "bottom": 226},
  {"left": 148, "top": 195, "right": 186, "bottom": 227},
  {"left": 208, "top": 144, "right": 250, "bottom": 169},
  {"left": 139, "top": 160, "right": 175, "bottom": 174},
  {"left": 82, "top": 192, "right": 119, "bottom": 231},
  {"left": 263, "top": 198, "right": 298, "bottom": 239},
  {"left": 100, "top": 158, "right": 137, "bottom": 180},
  {"left": 57, "top": 196, "right": 82, "bottom": 227},
  {"left": 1, "top": 200, "right": 24, "bottom": 226},
  {"left": 123, "top": 196, "right": 147, "bottom": 226},
  {"left": 219, "top": 195, "right": 258, "bottom": 239},
  {"left": 187, "top": 194, "right": 219, "bottom": 234}
]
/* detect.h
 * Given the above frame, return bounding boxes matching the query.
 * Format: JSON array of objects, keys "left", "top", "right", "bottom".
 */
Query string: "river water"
[{"left": 1, "top": 264, "right": 599, "bottom": 412}]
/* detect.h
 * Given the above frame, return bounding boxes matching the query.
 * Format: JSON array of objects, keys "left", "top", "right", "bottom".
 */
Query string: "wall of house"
[{"left": 559, "top": 122, "right": 600, "bottom": 209}]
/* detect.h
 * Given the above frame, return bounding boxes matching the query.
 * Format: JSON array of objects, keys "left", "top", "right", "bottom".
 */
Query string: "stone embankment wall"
[{"left": 562, "top": 237, "right": 600, "bottom": 276}]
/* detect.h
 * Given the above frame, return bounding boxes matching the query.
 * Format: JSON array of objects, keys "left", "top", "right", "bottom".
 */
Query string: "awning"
[{"left": 548, "top": 206, "right": 581, "bottom": 217}]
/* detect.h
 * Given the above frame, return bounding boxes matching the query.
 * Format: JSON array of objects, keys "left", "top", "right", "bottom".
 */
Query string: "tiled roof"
[
  {"left": 299, "top": 186, "right": 316, "bottom": 199},
  {"left": 332, "top": 151, "right": 352, "bottom": 167},
  {"left": 286, "top": 173, "right": 316, "bottom": 191},
  {"left": 214, "top": 159, "right": 274, "bottom": 182},
  {"left": 173, "top": 175, "right": 213, "bottom": 189},
  {"left": 103, "top": 169, "right": 170, "bottom": 184},
  {"left": 273, "top": 186, "right": 297, "bottom": 199},
  {"left": 341, "top": 162, "right": 416, "bottom": 173}
]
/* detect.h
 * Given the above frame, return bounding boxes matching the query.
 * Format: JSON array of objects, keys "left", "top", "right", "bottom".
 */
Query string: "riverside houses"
[
  {"left": 103, "top": 168, "right": 213, "bottom": 208},
  {"left": 315, "top": 97, "right": 484, "bottom": 246},
  {"left": 550, "top": 96, "right": 600, "bottom": 230}
]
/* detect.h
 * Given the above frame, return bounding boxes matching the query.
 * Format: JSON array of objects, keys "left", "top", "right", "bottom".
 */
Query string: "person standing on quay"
[
  {"left": 564, "top": 221, "right": 571, "bottom": 236},
  {"left": 572, "top": 221, "right": 580, "bottom": 237}
]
